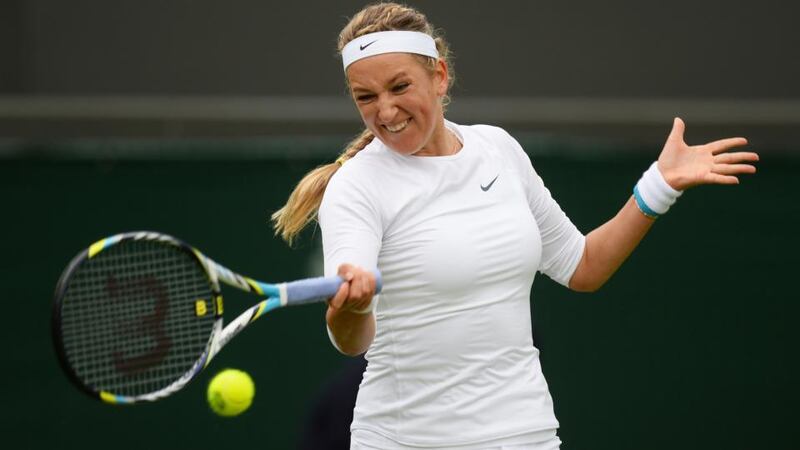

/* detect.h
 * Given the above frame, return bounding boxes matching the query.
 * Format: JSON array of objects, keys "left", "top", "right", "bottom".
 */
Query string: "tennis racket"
[{"left": 51, "top": 231, "right": 381, "bottom": 405}]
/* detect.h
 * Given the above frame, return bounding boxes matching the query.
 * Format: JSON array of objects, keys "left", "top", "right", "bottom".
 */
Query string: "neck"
[{"left": 420, "top": 117, "right": 462, "bottom": 157}]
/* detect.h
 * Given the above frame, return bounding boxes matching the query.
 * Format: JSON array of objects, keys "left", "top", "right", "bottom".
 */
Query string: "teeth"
[{"left": 385, "top": 119, "right": 409, "bottom": 133}]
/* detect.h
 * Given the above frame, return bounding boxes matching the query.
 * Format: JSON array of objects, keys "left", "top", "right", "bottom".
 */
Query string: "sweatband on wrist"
[
  {"left": 633, "top": 162, "right": 683, "bottom": 218},
  {"left": 342, "top": 31, "right": 438, "bottom": 71}
]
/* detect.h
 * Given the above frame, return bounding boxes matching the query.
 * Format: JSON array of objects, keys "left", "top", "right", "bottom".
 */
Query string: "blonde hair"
[{"left": 271, "top": 2, "right": 455, "bottom": 244}]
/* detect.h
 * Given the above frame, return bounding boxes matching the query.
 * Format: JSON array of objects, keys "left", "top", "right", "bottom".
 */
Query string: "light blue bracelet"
[{"left": 633, "top": 184, "right": 659, "bottom": 219}]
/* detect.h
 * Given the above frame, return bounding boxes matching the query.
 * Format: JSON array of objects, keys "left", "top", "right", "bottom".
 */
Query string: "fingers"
[
  {"left": 708, "top": 151, "right": 759, "bottom": 181},
  {"left": 350, "top": 270, "right": 366, "bottom": 299},
  {"left": 349, "top": 268, "right": 377, "bottom": 311},
  {"left": 332, "top": 263, "right": 376, "bottom": 313},
  {"left": 337, "top": 263, "right": 356, "bottom": 281},
  {"left": 712, "top": 163, "right": 757, "bottom": 176},
  {"left": 329, "top": 264, "right": 355, "bottom": 312},
  {"left": 706, "top": 173, "right": 740, "bottom": 185},
  {"left": 328, "top": 282, "right": 350, "bottom": 310},
  {"left": 705, "top": 137, "right": 749, "bottom": 155},
  {"left": 714, "top": 151, "right": 760, "bottom": 164},
  {"left": 667, "top": 117, "right": 686, "bottom": 143}
]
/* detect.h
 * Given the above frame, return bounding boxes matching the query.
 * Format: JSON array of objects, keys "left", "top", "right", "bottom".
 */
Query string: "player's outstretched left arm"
[{"left": 568, "top": 118, "right": 759, "bottom": 293}]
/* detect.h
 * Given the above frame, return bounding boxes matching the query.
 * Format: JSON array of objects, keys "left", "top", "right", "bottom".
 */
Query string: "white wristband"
[{"left": 633, "top": 162, "right": 683, "bottom": 218}]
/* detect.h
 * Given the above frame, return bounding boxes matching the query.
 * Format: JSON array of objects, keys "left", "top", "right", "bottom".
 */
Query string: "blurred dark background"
[{"left": 1, "top": 1, "right": 798, "bottom": 449}]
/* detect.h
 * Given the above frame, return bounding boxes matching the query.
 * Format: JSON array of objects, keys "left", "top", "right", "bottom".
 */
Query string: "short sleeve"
[{"left": 501, "top": 131, "right": 586, "bottom": 286}]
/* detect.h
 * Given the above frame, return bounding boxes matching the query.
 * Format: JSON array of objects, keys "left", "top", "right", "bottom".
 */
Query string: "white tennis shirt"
[{"left": 319, "top": 121, "right": 586, "bottom": 448}]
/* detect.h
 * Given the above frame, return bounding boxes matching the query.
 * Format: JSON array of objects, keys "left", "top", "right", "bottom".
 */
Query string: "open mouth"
[{"left": 384, "top": 119, "right": 410, "bottom": 133}]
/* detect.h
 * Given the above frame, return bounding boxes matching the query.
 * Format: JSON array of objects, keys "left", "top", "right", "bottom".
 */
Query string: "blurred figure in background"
[{"left": 298, "top": 356, "right": 367, "bottom": 450}]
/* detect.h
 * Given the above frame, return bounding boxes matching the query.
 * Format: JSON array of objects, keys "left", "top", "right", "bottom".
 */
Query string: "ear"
[{"left": 434, "top": 59, "right": 449, "bottom": 97}]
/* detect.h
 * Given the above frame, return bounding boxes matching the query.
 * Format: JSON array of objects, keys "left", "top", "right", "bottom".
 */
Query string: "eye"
[
  {"left": 392, "top": 82, "right": 410, "bottom": 94},
  {"left": 355, "top": 93, "right": 376, "bottom": 103}
]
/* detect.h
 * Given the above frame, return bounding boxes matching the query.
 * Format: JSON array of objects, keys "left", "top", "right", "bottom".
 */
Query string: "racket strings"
[{"left": 59, "top": 240, "right": 216, "bottom": 397}]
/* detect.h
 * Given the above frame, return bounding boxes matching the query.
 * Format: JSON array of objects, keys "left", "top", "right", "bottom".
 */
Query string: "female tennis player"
[{"left": 273, "top": 3, "right": 758, "bottom": 449}]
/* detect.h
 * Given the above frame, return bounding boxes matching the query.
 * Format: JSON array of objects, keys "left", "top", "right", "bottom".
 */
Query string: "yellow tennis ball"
[{"left": 207, "top": 369, "right": 255, "bottom": 417}]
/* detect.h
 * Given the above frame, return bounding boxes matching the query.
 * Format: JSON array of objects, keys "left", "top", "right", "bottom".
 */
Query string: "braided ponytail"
[{"left": 272, "top": 129, "right": 374, "bottom": 244}]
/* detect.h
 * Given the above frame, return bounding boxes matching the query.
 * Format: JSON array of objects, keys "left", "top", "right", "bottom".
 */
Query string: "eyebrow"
[{"left": 351, "top": 72, "right": 409, "bottom": 93}]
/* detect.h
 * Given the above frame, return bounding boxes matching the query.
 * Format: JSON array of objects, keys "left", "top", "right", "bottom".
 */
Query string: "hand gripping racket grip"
[{"left": 284, "top": 269, "right": 382, "bottom": 306}]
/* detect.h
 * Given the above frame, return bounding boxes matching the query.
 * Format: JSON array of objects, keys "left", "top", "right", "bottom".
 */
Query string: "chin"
[
  {"left": 387, "top": 140, "right": 424, "bottom": 156},
  {"left": 377, "top": 133, "right": 421, "bottom": 156}
]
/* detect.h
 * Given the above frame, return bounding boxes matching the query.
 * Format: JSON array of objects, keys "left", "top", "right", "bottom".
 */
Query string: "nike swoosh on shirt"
[
  {"left": 360, "top": 40, "right": 377, "bottom": 50},
  {"left": 481, "top": 175, "right": 499, "bottom": 191}
]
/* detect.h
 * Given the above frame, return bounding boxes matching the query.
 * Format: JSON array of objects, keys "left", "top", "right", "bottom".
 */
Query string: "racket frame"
[{"left": 51, "top": 231, "right": 359, "bottom": 405}]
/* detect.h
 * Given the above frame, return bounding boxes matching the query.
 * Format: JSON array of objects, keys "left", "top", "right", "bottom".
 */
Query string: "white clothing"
[
  {"left": 351, "top": 428, "right": 561, "bottom": 449},
  {"left": 319, "top": 121, "right": 585, "bottom": 448}
]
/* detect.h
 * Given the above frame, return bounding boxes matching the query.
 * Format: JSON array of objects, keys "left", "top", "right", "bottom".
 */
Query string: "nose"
[{"left": 376, "top": 95, "right": 398, "bottom": 124}]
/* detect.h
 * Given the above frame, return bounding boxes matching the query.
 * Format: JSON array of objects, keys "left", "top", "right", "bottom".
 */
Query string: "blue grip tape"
[{"left": 285, "top": 270, "right": 382, "bottom": 306}]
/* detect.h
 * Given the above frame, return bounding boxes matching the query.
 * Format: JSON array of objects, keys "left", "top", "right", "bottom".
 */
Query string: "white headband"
[{"left": 341, "top": 31, "right": 439, "bottom": 71}]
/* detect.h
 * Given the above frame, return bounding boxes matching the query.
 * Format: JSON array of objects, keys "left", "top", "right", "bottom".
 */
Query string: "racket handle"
[{"left": 284, "top": 269, "right": 382, "bottom": 306}]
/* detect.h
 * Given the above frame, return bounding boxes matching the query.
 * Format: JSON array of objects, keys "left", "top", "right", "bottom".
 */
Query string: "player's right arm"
[
  {"left": 318, "top": 163, "right": 382, "bottom": 356},
  {"left": 326, "top": 263, "right": 378, "bottom": 355}
]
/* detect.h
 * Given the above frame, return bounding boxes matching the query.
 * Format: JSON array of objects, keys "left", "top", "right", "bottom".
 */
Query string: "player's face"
[{"left": 346, "top": 53, "right": 450, "bottom": 156}]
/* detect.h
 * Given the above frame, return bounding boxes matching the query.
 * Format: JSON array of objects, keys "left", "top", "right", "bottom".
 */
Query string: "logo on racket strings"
[{"left": 106, "top": 275, "right": 172, "bottom": 376}]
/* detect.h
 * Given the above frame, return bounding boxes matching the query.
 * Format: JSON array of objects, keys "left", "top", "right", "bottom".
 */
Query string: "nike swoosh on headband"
[{"left": 360, "top": 40, "right": 377, "bottom": 51}]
